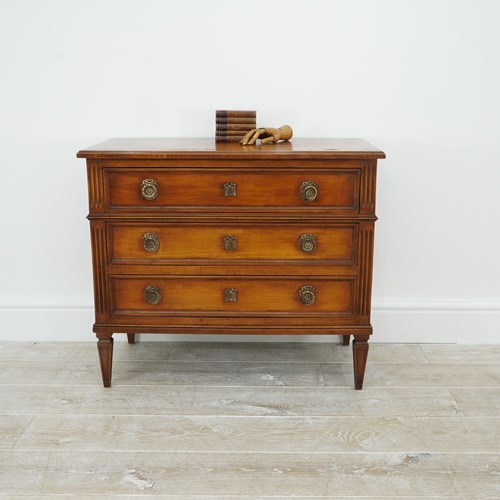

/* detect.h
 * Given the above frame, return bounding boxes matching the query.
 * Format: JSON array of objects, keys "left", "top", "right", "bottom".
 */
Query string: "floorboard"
[{"left": 0, "top": 341, "right": 498, "bottom": 498}]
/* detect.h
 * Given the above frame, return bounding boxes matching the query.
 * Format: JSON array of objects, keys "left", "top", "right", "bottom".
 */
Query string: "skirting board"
[{"left": 1, "top": 298, "right": 499, "bottom": 343}]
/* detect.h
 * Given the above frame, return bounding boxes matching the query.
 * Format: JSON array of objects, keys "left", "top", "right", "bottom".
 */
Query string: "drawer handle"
[
  {"left": 299, "top": 233, "right": 317, "bottom": 253},
  {"left": 143, "top": 232, "right": 160, "bottom": 252},
  {"left": 300, "top": 180, "right": 318, "bottom": 201},
  {"left": 141, "top": 179, "right": 159, "bottom": 200},
  {"left": 299, "top": 285, "right": 316, "bottom": 305},
  {"left": 223, "top": 236, "right": 237, "bottom": 251},
  {"left": 224, "top": 288, "right": 238, "bottom": 302},
  {"left": 223, "top": 182, "right": 237, "bottom": 197},
  {"left": 145, "top": 285, "right": 161, "bottom": 305}
]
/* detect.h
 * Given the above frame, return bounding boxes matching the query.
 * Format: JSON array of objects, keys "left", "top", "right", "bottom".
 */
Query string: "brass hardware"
[
  {"left": 300, "top": 180, "right": 318, "bottom": 201},
  {"left": 141, "top": 179, "right": 158, "bottom": 200},
  {"left": 223, "top": 182, "right": 237, "bottom": 197},
  {"left": 299, "top": 285, "right": 316, "bottom": 305},
  {"left": 299, "top": 233, "right": 317, "bottom": 253},
  {"left": 143, "top": 232, "right": 160, "bottom": 252},
  {"left": 145, "top": 285, "right": 161, "bottom": 305},
  {"left": 224, "top": 288, "right": 238, "bottom": 302},
  {"left": 223, "top": 236, "right": 237, "bottom": 251}
]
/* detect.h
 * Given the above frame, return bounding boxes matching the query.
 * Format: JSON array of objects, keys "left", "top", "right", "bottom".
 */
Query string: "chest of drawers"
[{"left": 77, "top": 138, "right": 385, "bottom": 389}]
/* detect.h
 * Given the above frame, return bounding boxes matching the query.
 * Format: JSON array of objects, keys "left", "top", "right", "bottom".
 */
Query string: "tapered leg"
[
  {"left": 342, "top": 335, "right": 350, "bottom": 346},
  {"left": 97, "top": 336, "right": 114, "bottom": 387},
  {"left": 127, "top": 333, "right": 136, "bottom": 345},
  {"left": 352, "top": 335, "right": 369, "bottom": 390}
]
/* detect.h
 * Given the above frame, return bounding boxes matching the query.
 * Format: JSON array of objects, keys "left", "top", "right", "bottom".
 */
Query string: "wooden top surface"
[{"left": 77, "top": 138, "right": 385, "bottom": 160}]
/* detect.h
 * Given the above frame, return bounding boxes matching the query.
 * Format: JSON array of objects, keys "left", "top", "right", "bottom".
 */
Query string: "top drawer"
[{"left": 105, "top": 168, "right": 360, "bottom": 213}]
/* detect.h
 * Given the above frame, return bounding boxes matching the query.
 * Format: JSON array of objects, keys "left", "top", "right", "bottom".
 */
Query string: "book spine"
[
  {"left": 216, "top": 132, "right": 246, "bottom": 138},
  {"left": 216, "top": 117, "right": 257, "bottom": 125},
  {"left": 216, "top": 130, "right": 253, "bottom": 137},
  {"left": 216, "top": 110, "right": 256, "bottom": 119},
  {"left": 216, "top": 123, "right": 256, "bottom": 131},
  {"left": 216, "top": 136, "right": 244, "bottom": 142}
]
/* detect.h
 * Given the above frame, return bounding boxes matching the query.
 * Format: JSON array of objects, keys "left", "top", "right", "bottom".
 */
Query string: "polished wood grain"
[
  {"left": 80, "top": 139, "right": 383, "bottom": 388},
  {"left": 107, "top": 168, "right": 359, "bottom": 211},
  {"left": 77, "top": 138, "right": 386, "bottom": 160},
  {"left": 112, "top": 276, "right": 354, "bottom": 315},
  {"left": 89, "top": 221, "right": 108, "bottom": 322},
  {"left": 109, "top": 222, "right": 356, "bottom": 263},
  {"left": 353, "top": 335, "right": 370, "bottom": 389},
  {"left": 96, "top": 336, "right": 113, "bottom": 387}
]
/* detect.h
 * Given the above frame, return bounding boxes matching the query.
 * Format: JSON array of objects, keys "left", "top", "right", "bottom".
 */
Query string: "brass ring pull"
[
  {"left": 299, "top": 233, "right": 317, "bottom": 253},
  {"left": 300, "top": 180, "right": 318, "bottom": 201},
  {"left": 141, "top": 179, "right": 158, "bottom": 200},
  {"left": 145, "top": 285, "right": 161, "bottom": 305},
  {"left": 143, "top": 233, "right": 160, "bottom": 252},
  {"left": 299, "top": 285, "right": 316, "bottom": 305}
]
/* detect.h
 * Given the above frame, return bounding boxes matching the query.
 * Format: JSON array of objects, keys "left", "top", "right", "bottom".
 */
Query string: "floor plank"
[
  {"left": 0, "top": 359, "right": 326, "bottom": 387},
  {"left": 3, "top": 497, "right": 437, "bottom": 500},
  {"left": 0, "top": 451, "right": 498, "bottom": 497},
  {"left": 11, "top": 358, "right": 491, "bottom": 389},
  {"left": 322, "top": 362, "right": 500, "bottom": 388},
  {"left": 112, "top": 341, "right": 428, "bottom": 364},
  {"left": 0, "top": 415, "right": 33, "bottom": 450},
  {"left": 420, "top": 344, "right": 500, "bottom": 363},
  {"left": 13, "top": 415, "right": 499, "bottom": 453},
  {"left": 0, "top": 340, "right": 428, "bottom": 363},
  {"left": 450, "top": 387, "right": 500, "bottom": 416},
  {"left": 0, "top": 385, "right": 462, "bottom": 417}
]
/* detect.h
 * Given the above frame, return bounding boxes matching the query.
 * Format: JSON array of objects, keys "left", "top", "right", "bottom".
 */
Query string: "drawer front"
[
  {"left": 112, "top": 277, "right": 354, "bottom": 316},
  {"left": 109, "top": 223, "right": 356, "bottom": 264},
  {"left": 107, "top": 169, "right": 359, "bottom": 211}
]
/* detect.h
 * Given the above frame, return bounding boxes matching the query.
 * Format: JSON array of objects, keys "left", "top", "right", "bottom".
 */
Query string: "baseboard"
[
  {"left": 1, "top": 298, "right": 498, "bottom": 343},
  {"left": 370, "top": 298, "right": 500, "bottom": 343}
]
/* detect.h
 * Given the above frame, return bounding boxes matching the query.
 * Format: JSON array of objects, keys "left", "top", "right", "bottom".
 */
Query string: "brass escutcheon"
[
  {"left": 223, "top": 182, "right": 237, "bottom": 197},
  {"left": 224, "top": 288, "right": 238, "bottom": 302},
  {"left": 223, "top": 236, "right": 237, "bottom": 251}
]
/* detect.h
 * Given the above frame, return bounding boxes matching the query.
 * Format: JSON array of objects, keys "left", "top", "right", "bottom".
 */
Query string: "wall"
[{"left": 1, "top": 0, "right": 499, "bottom": 342}]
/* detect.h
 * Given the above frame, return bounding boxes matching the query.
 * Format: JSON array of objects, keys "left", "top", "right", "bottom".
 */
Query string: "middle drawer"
[{"left": 108, "top": 222, "right": 357, "bottom": 265}]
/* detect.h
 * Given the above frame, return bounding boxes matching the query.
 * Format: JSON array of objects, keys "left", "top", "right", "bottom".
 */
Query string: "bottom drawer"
[{"left": 112, "top": 276, "right": 354, "bottom": 316}]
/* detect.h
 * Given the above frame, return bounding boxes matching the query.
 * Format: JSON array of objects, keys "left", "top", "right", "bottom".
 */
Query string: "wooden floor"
[{"left": 0, "top": 340, "right": 499, "bottom": 498}]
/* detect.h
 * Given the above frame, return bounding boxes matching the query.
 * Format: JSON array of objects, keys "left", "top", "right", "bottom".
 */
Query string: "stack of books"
[{"left": 216, "top": 110, "right": 256, "bottom": 142}]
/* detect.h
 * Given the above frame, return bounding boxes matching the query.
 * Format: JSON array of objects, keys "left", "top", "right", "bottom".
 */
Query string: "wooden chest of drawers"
[{"left": 77, "top": 138, "right": 385, "bottom": 389}]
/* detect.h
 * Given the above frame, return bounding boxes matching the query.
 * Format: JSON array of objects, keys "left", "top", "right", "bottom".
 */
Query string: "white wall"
[{"left": 1, "top": 0, "right": 499, "bottom": 343}]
